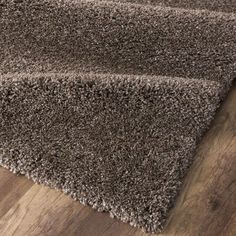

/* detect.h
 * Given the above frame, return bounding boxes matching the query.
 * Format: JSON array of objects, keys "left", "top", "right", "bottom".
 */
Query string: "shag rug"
[{"left": 0, "top": 0, "right": 236, "bottom": 233}]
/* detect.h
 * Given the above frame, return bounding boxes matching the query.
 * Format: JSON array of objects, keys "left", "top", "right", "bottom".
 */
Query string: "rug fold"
[{"left": 0, "top": 0, "right": 235, "bottom": 233}]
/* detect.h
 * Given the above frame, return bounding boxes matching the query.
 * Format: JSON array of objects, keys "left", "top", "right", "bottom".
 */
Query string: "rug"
[{"left": 0, "top": 0, "right": 235, "bottom": 233}]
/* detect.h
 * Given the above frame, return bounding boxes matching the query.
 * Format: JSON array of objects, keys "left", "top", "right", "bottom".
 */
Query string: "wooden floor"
[{"left": 0, "top": 83, "right": 236, "bottom": 236}]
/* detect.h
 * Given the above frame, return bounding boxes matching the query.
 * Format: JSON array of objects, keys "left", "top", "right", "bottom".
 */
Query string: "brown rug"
[{"left": 0, "top": 0, "right": 235, "bottom": 233}]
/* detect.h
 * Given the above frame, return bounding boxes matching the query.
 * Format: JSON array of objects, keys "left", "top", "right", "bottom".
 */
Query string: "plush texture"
[{"left": 0, "top": 0, "right": 235, "bottom": 233}]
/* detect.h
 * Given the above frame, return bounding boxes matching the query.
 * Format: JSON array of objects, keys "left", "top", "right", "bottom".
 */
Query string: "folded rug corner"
[{"left": 0, "top": 0, "right": 236, "bottom": 233}]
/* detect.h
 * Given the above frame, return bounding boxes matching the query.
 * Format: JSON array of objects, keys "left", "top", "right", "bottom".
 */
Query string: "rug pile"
[{"left": 0, "top": 0, "right": 235, "bottom": 233}]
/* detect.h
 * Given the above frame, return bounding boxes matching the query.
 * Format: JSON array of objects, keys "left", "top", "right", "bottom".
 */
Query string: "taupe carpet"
[{"left": 0, "top": 0, "right": 235, "bottom": 233}]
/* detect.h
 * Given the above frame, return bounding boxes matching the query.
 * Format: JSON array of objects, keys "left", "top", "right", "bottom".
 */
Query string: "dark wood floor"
[{"left": 0, "top": 83, "right": 235, "bottom": 236}]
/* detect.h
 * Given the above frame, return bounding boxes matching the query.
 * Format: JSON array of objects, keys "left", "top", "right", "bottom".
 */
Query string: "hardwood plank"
[
  {"left": 0, "top": 185, "right": 83, "bottom": 236},
  {"left": 0, "top": 168, "right": 33, "bottom": 218},
  {"left": 158, "top": 83, "right": 236, "bottom": 236},
  {"left": 0, "top": 182, "right": 137, "bottom": 236},
  {"left": 0, "top": 84, "right": 235, "bottom": 236},
  {"left": 221, "top": 211, "right": 236, "bottom": 236}
]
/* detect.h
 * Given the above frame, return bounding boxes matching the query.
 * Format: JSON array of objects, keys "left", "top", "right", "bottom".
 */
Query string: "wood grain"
[
  {"left": 161, "top": 83, "right": 236, "bottom": 236},
  {"left": 0, "top": 83, "right": 235, "bottom": 236}
]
